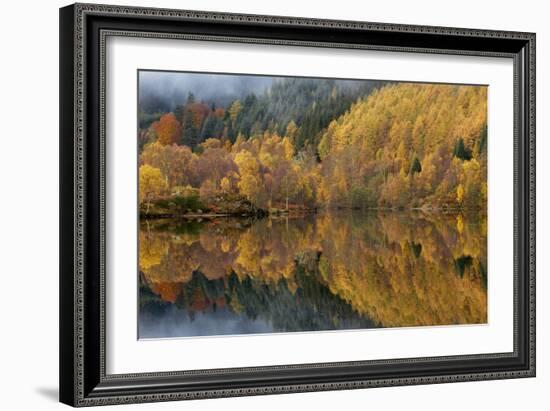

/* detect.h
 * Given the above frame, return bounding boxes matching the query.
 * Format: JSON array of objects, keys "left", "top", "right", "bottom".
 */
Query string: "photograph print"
[{"left": 137, "top": 70, "right": 488, "bottom": 339}]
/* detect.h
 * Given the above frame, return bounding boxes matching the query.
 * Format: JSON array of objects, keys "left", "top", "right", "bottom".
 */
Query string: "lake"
[{"left": 138, "top": 211, "right": 487, "bottom": 339}]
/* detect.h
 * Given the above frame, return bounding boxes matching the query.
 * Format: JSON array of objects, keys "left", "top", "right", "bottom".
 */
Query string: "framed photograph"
[{"left": 59, "top": 3, "right": 536, "bottom": 407}]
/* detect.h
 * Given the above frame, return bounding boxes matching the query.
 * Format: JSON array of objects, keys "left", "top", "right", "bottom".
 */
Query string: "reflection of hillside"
[
  {"left": 316, "top": 213, "right": 487, "bottom": 327},
  {"left": 140, "top": 262, "right": 375, "bottom": 335},
  {"left": 139, "top": 211, "right": 487, "bottom": 331}
]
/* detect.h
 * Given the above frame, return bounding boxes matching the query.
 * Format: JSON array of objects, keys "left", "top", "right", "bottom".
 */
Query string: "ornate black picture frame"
[{"left": 59, "top": 3, "right": 535, "bottom": 407}]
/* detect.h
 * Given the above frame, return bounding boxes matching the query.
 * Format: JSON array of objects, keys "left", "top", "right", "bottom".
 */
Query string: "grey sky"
[{"left": 138, "top": 71, "right": 274, "bottom": 111}]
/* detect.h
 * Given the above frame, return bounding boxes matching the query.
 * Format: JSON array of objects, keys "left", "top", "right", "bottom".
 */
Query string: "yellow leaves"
[
  {"left": 138, "top": 229, "right": 199, "bottom": 284},
  {"left": 457, "top": 183, "right": 465, "bottom": 204},
  {"left": 139, "top": 165, "right": 167, "bottom": 205},
  {"left": 317, "top": 133, "right": 331, "bottom": 160},
  {"left": 220, "top": 177, "right": 231, "bottom": 193},
  {"left": 234, "top": 134, "right": 320, "bottom": 209},
  {"left": 379, "top": 170, "right": 410, "bottom": 208},
  {"left": 141, "top": 142, "right": 193, "bottom": 188},
  {"left": 412, "top": 115, "right": 426, "bottom": 151},
  {"left": 459, "top": 158, "right": 483, "bottom": 209},
  {"left": 138, "top": 82, "right": 486, "bottom": 212},
  {"left": 258, "top": 151, "right": 274, "bottom": 169},
  {"left": 228, "top": 100, "right": 242, "bottom": 126},
  {"left": 139, "top": 231, "right": 168, "bottom": 270},
  {"left": 234, "top": 150, "right": 259, "bottom": 174},
  {"left": 239, "top": 174, "right": 263, "bottom": 205},
  {"left": 140, "top": 212, "right": 487, "bottom": 328},
  {"left": 396, "top": 140, "right": 408, "bottom": 164},
  {"left": 200, "top": 138, "right": 223, "bottom": 151},
  {"left": 285, "top": 120, "right": 298, "bottom": 142},
  {"left": 481, "top": 182, "right": 488, "bottom": 204},
  {"left": 328, "top": 165, "right": 348, "bottom": 206},
  {"left": 312, "top": 83, "right": 487, "bottom": 209},
  {"left": 234, "top": 150, "right": 263, "bottom": 204},
  {"left": 334, "top": 212, "right": 485, "bottom": 326},
  {"left": 456, "top": 214, "right": 464, "bottom": 234},
  {"left": 282, "top": 137, "right": 294, "bottom": 160},
  {"left": 462, "top": 157, "right": 481, "bottom": 174}
]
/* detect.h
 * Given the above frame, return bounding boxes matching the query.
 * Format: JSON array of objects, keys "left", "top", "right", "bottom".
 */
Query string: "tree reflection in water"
[{"left": 139, "top": 211, "right": 487, "bottom": 338}]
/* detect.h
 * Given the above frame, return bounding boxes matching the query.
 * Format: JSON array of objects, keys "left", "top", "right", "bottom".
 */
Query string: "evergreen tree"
[
  {"left": 410, "top": 156, "right": 422, "bottom": 174},
  {"left": 181, "top": 109, "right": 199, "bottom": 149},
  {"left": 453, "top": 138, "right": 472, "bottom": 161}
]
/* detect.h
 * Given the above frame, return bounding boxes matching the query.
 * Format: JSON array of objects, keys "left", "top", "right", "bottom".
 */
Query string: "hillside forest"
[{"left": 138, "top": 73, "right": 488, "bottom": 216}]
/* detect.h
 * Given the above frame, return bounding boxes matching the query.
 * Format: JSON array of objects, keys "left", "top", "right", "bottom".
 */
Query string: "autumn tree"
[
  {"left": 194, "top": 138, "right": 237, "bottom": 188},
  {"left": 316, "top": 83, "right": 487, "bottom": 209},
  {"left": 228, "top": 100, "right": 242, "bottom": 128},
  {"left": 152, "top": 113, "right": 181, "bottom": 146},
  {"left": 234, "top": 150, "right": 267, "bottom": 208},
  {"left": 139, "top": 165, "right": 168, "bottom": 213},
  {"left": 220, "top": 176, "right": 232, "bottom": 193},
  {"left": 140, "top": 142, "right": 195, "bottom": 189},
  {"left": 460, "top": 159, "right": 484, "bottom": 210},
  {"left": 199, "top": 179, "right": 218, "bottom": 202},
  {"left": 138, "top": 80, "right": 487, "bottom": 212}
]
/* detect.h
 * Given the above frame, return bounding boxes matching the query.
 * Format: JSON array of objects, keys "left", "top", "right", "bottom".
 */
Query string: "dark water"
[{"left": 138, "top": 211, "right": 487, "bottom": 339}]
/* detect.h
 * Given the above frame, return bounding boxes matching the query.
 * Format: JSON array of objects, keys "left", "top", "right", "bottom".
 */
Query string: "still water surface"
[{"left": 138, "top": 211, "right": 487, "bottom": 338}]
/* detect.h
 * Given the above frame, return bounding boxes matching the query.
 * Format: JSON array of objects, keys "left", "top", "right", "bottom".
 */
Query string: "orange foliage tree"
[{"left": 152, "top": 113, "right": 181, "bottom": 146}]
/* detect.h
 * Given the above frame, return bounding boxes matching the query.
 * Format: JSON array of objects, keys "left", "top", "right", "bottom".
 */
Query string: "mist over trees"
[
  {"left": 138, "top": 74, "right": 487, "bottom": 213},
  {"left": 139, "top": 71, "right": 273, "bottom": 113}
]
